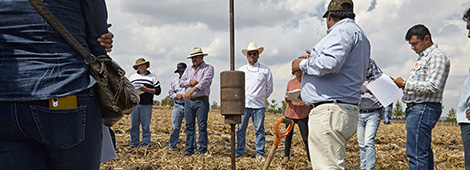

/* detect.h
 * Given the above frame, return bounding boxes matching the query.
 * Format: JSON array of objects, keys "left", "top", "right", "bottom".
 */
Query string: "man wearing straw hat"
[
  {"left": 129, "top": 58, "right": 161, "bottom": 148},
  {"left": 292, "top": 0, "right": 370, "bottom": 169},
  {"left": 180, "top": 47, "right": 214, "bottom": 156},
  {"left": 236, "top": 42, "right": 273, "bottom": 159}
]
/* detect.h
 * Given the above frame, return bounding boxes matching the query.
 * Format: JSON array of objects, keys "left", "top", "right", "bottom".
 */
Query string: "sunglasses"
[{"left": 247, "top": 52, "right": 258, "bottom": 56}]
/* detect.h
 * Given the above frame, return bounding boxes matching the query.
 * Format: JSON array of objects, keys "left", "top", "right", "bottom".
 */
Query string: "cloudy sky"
[{"left": 105, "top": 0, "right": 470, "bottom": 116}]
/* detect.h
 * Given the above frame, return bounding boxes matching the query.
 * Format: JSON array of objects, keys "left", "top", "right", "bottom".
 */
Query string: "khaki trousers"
[{"left": 308, "top": 103, "right": 359, "bottom": 170}]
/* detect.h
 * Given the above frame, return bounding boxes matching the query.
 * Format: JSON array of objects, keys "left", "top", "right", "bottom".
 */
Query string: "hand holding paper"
[
  {"left": 286, "top": 89, "right": 302, "bottom": 102},
  {"left": 365, "top": 74, "right": 403, "bottom": 106}
]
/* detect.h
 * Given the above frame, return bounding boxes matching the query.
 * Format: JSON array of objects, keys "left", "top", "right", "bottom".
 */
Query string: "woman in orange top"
[{"left": 284, "top": 69, "right": 311, "bottom": 161}]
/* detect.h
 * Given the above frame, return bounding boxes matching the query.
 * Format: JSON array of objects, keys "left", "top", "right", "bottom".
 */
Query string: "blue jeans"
[
  {"left": 0, "top": 88, "right": 102, "bottom": 170},
  {"left": 461, "top": 123, "right": 470, "bottom": 170},
  {"left": 169, "top": 103, "right": 184, "bottom": 149},
  {"left": 236, "top": 108, "right": 266, "bottom": 157},
  {"left": 130, "top": 104, "right": 153, "bottom": 147},
  {"left": 357, "top": 110, "right": 381, "bottom": 170},
  {"left": 184, "top": 96, "right": 209, "bottom": 154},
  {"left": 406, "top": 103, "right": 441, "bottom": 170}
]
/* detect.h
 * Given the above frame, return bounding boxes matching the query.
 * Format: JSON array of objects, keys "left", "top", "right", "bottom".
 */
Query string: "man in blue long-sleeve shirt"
[{"left": 292, "top": 0, "right": 370, "bottom": 169}]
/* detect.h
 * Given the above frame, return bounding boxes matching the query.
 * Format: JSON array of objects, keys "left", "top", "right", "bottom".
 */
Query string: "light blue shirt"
[
  {"left": 457, "top": 67, "right": 470, "bottom": 124},
  {"left": 299, "top": 18, "right": 370, "bottom": 105}
]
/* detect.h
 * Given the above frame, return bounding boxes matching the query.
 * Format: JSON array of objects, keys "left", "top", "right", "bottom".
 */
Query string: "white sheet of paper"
[
  {"left": 101, "top": 125, "right": 117, "bottom": 163},
  {"left": 133, "top": 84, "right": 145, "bottom": 95},
  {"left": 365, "top": 74, "right": 403, "bottom": 107},
  {"left": 286, "top": 89, "right": 302, "bottom": 102}
]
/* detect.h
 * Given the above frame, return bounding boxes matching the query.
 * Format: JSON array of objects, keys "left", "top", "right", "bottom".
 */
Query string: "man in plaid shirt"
[{"left": 393, "top": 24, "right": 450, "bottom": 170}]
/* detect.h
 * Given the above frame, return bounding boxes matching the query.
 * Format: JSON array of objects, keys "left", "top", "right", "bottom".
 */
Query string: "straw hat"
[
  {"left": 187, "top": 47, "right": 208, "bottom": 59},
  {"left": 133, "top": 58, "right": 150, "bottom": 70},
  {"left": 242, "top": 42, "right": 264, "bottom": 56}
]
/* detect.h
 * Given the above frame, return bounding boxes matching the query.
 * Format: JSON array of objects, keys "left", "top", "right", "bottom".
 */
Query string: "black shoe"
[{"left": 183, "top": 152, "right": 193, "bottom": 156}]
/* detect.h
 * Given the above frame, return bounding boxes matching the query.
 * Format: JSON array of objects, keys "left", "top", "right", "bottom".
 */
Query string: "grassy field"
[{"left": 100, "top": 106, "right": 465, "bottom": 169}]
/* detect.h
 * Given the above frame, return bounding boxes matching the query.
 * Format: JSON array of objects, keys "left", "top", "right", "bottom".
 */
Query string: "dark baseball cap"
[
  {"left": 174, "top": 62, "right": 187, "bottom": 73},
  {"left": 322, "top": 0, "right": 354, "bottom": 18}
]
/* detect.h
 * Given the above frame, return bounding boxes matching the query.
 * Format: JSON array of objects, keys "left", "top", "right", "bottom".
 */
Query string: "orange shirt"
[{"left": 284, "top": 78, "right": 310, "bottom": 119}]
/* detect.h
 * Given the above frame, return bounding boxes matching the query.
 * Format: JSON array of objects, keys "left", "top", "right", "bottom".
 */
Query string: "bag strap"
[{"left": 28, "top": 0, "right": 95, "bottom": 63}]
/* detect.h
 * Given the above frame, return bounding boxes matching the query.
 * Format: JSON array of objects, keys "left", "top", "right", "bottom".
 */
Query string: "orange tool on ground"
[{"left": 263, "top": 118, "right": 294, "bottom": 170}]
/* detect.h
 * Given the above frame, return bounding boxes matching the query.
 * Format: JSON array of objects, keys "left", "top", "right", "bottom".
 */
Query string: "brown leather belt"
[
  {"left": 406, "top": 102, "right": 441, "bottom": 108},
  {"left": 190, "top": 96, "right": 208, "bottom": 101}
]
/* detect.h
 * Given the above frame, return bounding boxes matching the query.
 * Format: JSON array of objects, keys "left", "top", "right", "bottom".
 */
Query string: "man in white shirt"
[{"left": 236, "top": 42, "right": 273, "bottom": 158}]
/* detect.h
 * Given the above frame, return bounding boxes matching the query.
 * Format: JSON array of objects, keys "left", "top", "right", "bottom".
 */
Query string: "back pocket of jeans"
[{"left": 30, "top": 105, "right": 86, "bottom": 149}]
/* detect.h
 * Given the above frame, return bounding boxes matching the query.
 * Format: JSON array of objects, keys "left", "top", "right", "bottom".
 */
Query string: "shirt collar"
[
  {"left": 419, "top": 44, "right": 437, "bottom": 58},
  {"left": 327, "top": 18, "right": 354, "bottom": 34},
  {"left": 137, "top": 70, "right": 151, "bottom": 75},
  {"left": 247, "top": 62, "right": 260, "bottom": 67},
  {"left": 192, "top": 61, "right": 206, "bottom": 69}
]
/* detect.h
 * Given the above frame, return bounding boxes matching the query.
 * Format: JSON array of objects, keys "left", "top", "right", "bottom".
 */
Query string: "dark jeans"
[
  {"left": 0, "top": 88, "right": 103, "bottom": 170},
  {"left": 461, "top": 123, "right": 470, "bottom": 170},
  {"left": 184, "top": 96, "right": 209, "bottom": 155},
  {"left": 284, "top": 117, "right": 309, "bottom": 160},
  {"left": 405, "top": 103, "right": 441, "bottom": 170}
]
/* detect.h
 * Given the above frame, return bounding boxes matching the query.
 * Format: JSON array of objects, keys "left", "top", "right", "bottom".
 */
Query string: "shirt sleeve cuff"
[
  {"left": 404, "top": 81, "right": 413, "bottom": 91},
  {"left": 299, "top": 59, "right": 308, "bottom": 72}
]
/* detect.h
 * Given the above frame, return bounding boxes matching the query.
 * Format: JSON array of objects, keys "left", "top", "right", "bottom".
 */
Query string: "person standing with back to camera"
[
  {"left": 0, "top": 0, "right": 115, "bottom": 169},
  {"left": 291, "top": 0, "right": 370, "bottom": 169}
]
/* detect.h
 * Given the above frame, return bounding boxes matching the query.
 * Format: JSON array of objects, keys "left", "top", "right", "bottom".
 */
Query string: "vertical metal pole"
[
  {"left": 229, "top": 1, "right": 236, "bottom": 170},
  {"left": 231, "top": 124, "right": 236, "bottom": 170},
  {"left": 229, "top": 0, "right": 235, "bottom": 71}
]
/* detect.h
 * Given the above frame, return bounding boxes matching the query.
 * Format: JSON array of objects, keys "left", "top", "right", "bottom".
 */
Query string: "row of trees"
[{"left": 157, "top": 96, "right": 459, "bottom": 124}]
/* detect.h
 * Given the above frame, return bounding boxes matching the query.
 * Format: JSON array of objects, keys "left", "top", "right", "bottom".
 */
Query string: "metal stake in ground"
[{"left": 219, "top": 0, "right": 245, "bottom": 169}]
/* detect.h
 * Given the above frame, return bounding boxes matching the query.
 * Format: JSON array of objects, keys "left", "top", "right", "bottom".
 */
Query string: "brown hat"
[
  {"left": 322, "top": 0, "right": 354, "bottom": 18},
  {"left": 133, "top": 58, "right": 150, "bottom": 70}
]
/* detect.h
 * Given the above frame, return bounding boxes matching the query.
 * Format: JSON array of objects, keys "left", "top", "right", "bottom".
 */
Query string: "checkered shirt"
[{"left": 402, "top": 45, "right": 450, "bottom": 103}]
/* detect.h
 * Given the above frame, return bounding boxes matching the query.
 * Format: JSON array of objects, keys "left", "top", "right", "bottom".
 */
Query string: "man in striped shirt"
[
  {"left": 393, "top": 24, "right": 450, "bottom": 170},
  {"left": 129, "top": 58, "right": 162, "bottom": 148}
]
